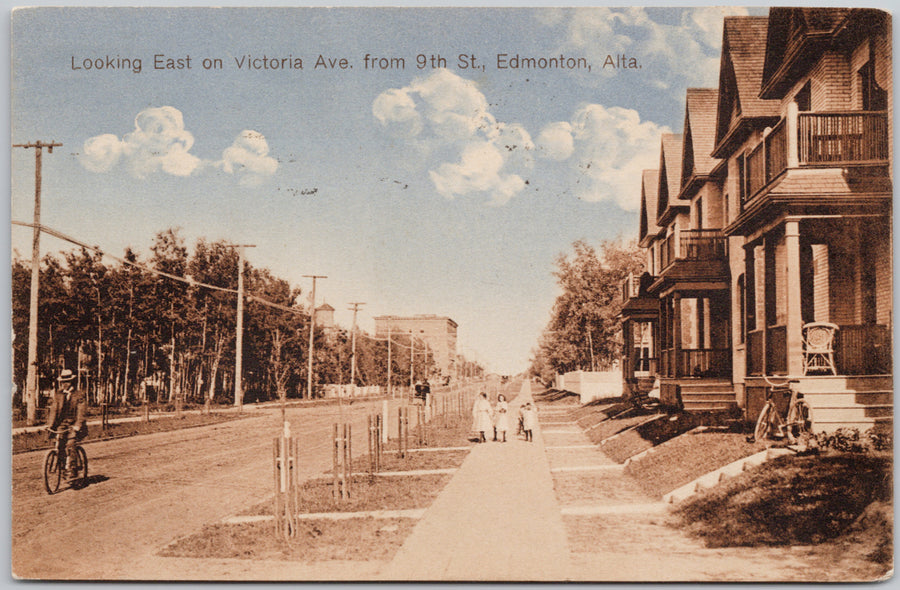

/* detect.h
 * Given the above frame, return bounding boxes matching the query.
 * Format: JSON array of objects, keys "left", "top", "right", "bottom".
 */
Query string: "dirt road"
[{"left": 12, "top": 401, "right": 381, "bottom": 580}]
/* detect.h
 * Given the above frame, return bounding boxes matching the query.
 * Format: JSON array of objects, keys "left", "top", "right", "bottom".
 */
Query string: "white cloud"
[
  {"left": 80, "top": 133, "right": 126, "bottom": 173},
  {"left": 79, "top": 106, "right": 277, "bottom": 184},
  {"left": 429, "top": 141, "right": 525, "bottom": 207},
  {"left": 535, "top": 122, "right": 574, "bottom": 161},
  {"left": 540, "top": 104, "right": 670, "bottom": 211},
  {"left": 372, "top": 88, "right": 423, "bottom": 137},
  {"left": 374, "top": 70, "right": 532, "bottom": 205},
  {"left": 218, "top": 130, "right": 279, "bottom": 185},
  {"left": 558, "top": 7, "right": 749, "bottom": 91}
]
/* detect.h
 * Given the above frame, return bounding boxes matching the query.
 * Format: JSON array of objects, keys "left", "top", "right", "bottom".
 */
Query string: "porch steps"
[
  {"left": 797, "top": 377, "right": 893, "bottom": 434},
  {"left": 679, "top": 380, "right": 738, "bottom": 412}
]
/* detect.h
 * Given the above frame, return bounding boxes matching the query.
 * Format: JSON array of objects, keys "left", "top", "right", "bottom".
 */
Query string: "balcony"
[
  {"left": 743, "top": 109, "right": 889, "bottom": 208},
  {"left": 659, "top": 229, "right": 727, "bottom": 271}
]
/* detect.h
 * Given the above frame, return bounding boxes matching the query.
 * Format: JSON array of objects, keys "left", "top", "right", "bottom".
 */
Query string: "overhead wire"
[{"left": 13, "top": 220, "right": 310, "bottom": 318}]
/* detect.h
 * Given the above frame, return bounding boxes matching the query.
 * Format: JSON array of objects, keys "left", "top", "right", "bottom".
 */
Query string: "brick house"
[{"left": 620, "top": 9, "right": 892, "bottom": 432}]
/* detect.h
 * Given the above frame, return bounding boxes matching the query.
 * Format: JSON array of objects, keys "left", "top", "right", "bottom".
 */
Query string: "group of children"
[{"left": 472, "top": 391, "right": 538, "bottom": 443}]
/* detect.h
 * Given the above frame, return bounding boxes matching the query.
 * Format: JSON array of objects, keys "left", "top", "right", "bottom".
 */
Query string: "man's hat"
[{"left": 57, "top": 369, "right": 75, "bottom": 382}]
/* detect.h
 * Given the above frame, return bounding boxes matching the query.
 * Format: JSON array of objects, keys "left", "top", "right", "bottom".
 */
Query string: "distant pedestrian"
[
  {"left": 493, "top": 394, "right": 510, "bottom": 442},
  {"left": 422, "top": 379, "right": 432, "bottom": 407},
  {"left": 522, "top": 402, "right": 538, "bottom": 442},
  {"left": 472, "top": 392, "right": 493, "bottom": 443}
]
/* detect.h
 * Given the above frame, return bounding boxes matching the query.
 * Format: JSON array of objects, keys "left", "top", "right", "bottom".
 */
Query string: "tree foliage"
[
  {"left": 530, "top": 239, "right": 644, "bottom": 382},
  {"left": 11, "top": 227, "right": 441, "bottom": 410}
]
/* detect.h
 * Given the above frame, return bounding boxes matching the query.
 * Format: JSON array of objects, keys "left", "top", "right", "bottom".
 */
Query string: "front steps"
[
  {"left": 797, "top": 375, "right": 893, "bottom": 434},
  {"left": 678, "top": 380, "right": 738, "bottom": 413}
]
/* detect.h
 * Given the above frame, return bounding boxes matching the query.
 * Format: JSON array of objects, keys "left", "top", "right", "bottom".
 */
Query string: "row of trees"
[
  {"left": 12, "top": 228, "right": 459, "bottom": 411},
  {"left": 529, "top": 239, "right": 644, "bottom": 384}
]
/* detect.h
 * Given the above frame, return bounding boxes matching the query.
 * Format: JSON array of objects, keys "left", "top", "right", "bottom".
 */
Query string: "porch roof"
[{"left": 724, "top": 167, "right": 893, "bottom": 236}]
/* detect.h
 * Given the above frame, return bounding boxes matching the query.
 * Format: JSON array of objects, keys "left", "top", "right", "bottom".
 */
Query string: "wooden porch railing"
[
  {"left": 835, "top": 324, "right": 891, "bottom": 375},
  {"left": 660, "top": 348, "right": 730, "bottom": 378},
  {"left": 747, "top": 323, "right": 890, "bottom": 376},
  {"left": 799, "top": 111, "right": 890, "bottom": 164},
  {"left": 742, "top": 110, "right": 888, "bottom": 208},
  {"left": 659, "top": 230, "right": 726, "bottom": 271}
]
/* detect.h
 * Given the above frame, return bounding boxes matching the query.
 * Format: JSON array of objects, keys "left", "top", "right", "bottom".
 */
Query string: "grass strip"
[{"left": 160, "top": 517, "right": 417, "bottom": 562}]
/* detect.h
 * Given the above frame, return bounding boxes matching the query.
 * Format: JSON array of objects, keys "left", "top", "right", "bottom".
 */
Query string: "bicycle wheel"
[
  {"left": 43, "top": 449, "right": 61, "bottom": 494},
  {"left": 75, "top": 446, "right": 88, "bottom": 483},
  {"left": 753, "top": 403, "right": 774, "bottom": 442},
  {"left": 786, "top": 400, "right": 811, "bottom": 440}
]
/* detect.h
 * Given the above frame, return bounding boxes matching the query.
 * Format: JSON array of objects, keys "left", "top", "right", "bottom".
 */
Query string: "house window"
[
  {"left": 737, "top": 154, "right": 747, "bottom": 206},
  {"left": 859, "top": 60, "right": 887, "bottom": 111}
]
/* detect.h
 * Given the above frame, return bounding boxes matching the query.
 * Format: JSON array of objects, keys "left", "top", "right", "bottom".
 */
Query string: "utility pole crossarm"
[{"left": 13, "top": 140, "right": 62, "bottom": 426}]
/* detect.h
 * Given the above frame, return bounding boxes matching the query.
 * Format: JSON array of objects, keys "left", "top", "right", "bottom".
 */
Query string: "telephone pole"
[
  {"left": 304, "top": 275, "right": 326, "bottom": 398},
  {"left": 227, "top": 244, "right": 255, "bottom": 410},
  {"left": 13, "top": 140, "right": 61, "bottom": 426},
  {"left": 348, "top": 302, "right": 365, "bottom": 386},
  {"left": 387, "top": 323, "right": 393, "bottom": 398}
]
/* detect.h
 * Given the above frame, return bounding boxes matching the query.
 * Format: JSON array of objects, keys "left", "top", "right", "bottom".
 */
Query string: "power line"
[{"left": 12, "top": 220, "right": 310, "bottom": 318}]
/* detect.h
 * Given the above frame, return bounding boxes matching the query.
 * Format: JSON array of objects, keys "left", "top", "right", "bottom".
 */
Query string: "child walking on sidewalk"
[{"left": 521, "top": 402, "right": 538, "bottom": 442}]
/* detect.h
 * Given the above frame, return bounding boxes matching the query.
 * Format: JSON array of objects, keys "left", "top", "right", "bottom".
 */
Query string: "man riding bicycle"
[{"left": 46, "top": 369, "right": 87, "bottom": 479}]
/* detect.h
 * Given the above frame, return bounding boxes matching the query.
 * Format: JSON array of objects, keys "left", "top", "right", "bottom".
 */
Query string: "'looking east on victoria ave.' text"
[{"left": 70, "top": 52, "right": 639, "bottom": 74}]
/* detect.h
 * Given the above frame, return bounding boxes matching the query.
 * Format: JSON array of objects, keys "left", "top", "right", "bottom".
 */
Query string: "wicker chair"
[{"left": 802, "top": 322, "right": 839, "bottom": 375}]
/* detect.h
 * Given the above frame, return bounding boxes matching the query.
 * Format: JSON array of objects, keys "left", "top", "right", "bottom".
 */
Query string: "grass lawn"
[
  {"left": 625, "top": 430, "right": 764, "bottom": 498},
  {"left": 672, "top": 452, "right": 893, "bottom": 550},
  {"left": 585, "top": 413, "right": 656, "bottom": 446},
  {"left": 602, "top": 412, "right": 746, "bottom": 464},
  {"left": 163, "top": 410, "right": 472, "bottom": 564},
  {"left": 382, "top": 412, "right": 475, "bottom": 451},
  {"left": 241, "top": 472, "right": 453, "bottom": 516},
  {"left": 160, "top": 517, "right": 417, "bottom": 562},
  {"left": 13, "top": 412, "right": 248, "bottom": 454},
  {"left": 352, "top": 450, "right": 468, "bottom": 473}
]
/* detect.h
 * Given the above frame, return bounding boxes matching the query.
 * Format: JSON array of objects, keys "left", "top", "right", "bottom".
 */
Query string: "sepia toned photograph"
[{"left": 9, "top": 6, "right": 893, "bottom": 581}]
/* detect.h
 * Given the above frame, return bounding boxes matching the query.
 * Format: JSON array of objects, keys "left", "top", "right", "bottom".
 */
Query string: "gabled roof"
[
  {"left": 713, "top": 16, "right": 781, "bottom": 157},
  {"left": 656, "top": 133, "right": 686, "bottom": 223},
  {"left": 680, "top": 88, "right": 721, "bottom": 191},
  {"left": 761, "top": 8, "right": 877, "bottom": 99},
  {"left": 639, "top": 169, "right": 660, "bottom": 246},
  {"left": 316, "top": 302, "right": 335, "bottom": 311}
]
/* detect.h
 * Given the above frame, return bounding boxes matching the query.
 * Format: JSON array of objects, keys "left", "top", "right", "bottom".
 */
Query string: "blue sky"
[{"left": 11, "top": 7, "right": 762, "bottom": 374}]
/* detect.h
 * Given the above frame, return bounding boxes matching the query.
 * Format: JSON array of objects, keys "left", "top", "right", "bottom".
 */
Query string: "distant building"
[
  {"left": 315, "top": 303, "right": 335, "bottom": 329},
  {"left": 374, "top": 315, "right": 458, "bottom": 378}
]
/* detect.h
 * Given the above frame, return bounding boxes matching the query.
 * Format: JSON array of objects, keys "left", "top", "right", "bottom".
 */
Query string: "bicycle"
[
  {"left": 43, "top": 427, "right": 88, "bottom": 494},
  {"left": 751, "top": 376, "right": 812, "bottom": 444}
]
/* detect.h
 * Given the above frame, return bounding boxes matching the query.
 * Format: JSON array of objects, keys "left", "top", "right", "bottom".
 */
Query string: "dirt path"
[{"left": 12, "top": 401, "right": 381, "bottom": 580}]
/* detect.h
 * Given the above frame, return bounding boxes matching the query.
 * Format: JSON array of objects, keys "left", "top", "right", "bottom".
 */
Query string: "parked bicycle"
[
  {"left": 751, "top": 376, "right": 811, "bottom": 444},
  {"left": 43, "top": 427, "right": 88, "bottom": 494}
]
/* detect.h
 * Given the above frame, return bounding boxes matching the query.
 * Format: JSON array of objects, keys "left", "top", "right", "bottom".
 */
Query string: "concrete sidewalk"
[{"left": 380, "top": 385, "right": 572, "bottom": 581}]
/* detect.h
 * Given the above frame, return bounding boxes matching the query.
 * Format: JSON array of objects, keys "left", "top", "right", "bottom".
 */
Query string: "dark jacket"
[{"left": 46, "top": 386, "right": 87, "bottom": 431}]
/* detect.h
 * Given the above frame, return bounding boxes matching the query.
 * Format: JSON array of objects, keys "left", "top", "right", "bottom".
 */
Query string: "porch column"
[
  {"left": 785, "top": 220, "right": 804, "bottom": 375},
  {"left": 673, "top": 293, "right": 682, "bottom": 379},
  {"left": 786, "top": 102, "right": 800, "bottom": 168}
]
